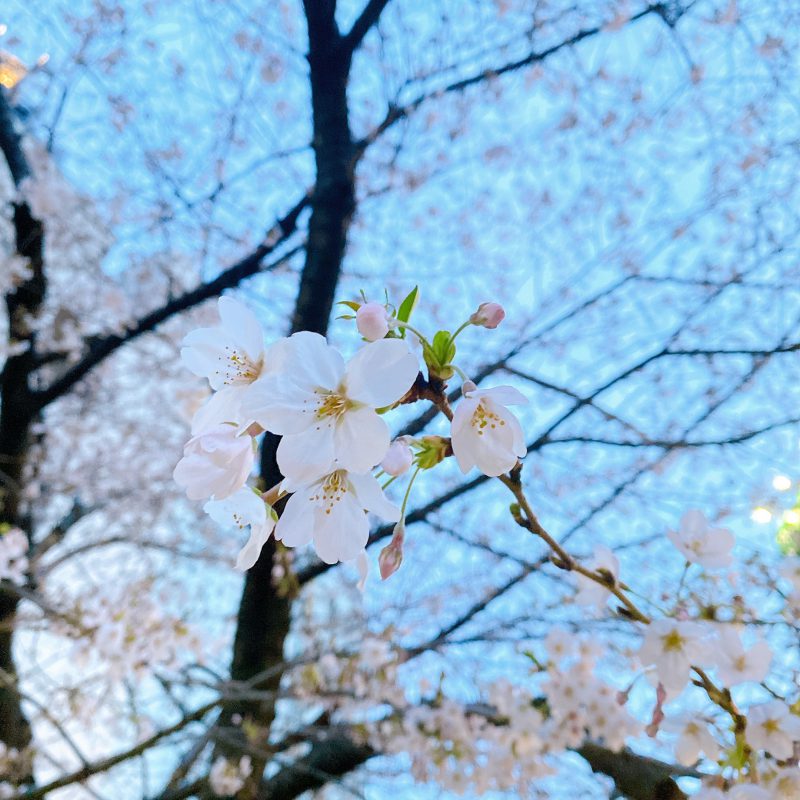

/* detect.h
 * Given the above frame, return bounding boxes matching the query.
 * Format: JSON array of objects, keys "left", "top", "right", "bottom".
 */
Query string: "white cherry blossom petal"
[
  {"left": 333, "top": 406, "right": 390, "bottom": 473},
  {"left": 217, "top": 296, "right": 264, "bottom": 363},
  {"left": 235, "top": 524, "right": 274, "bottom": 571},
  {"left": 277, "top": 422, "right": 337, "bottom": 484},
  {"left": 283, "top": 331, "right": 345, "bottom": 391},
  {"left": 348, "top": 471, "right": 401, "bottom": 522},
  {"left": 344, "top": 339, "right": 419, "bottom": 408},
  {"left": 275, "top": 489, "right": 316, "bottom": 548},
  {"left": 475, "top": 385, "right": 528, "bottom": 406},
  {"left": 313, "top": 494, "right": 369, "bottom": 564},
  {"left": 191, "top": 386, "right": 244, "bottom": 434},
  {"left": 242, "top": 376, "right": 315, "bottom": 435}
]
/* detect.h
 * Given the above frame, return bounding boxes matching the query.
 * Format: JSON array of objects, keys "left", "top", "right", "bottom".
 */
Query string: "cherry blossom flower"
[
  {"left": 244, "top": 333, "right": 419, "bottom": 482},
  {"left": 182, "top": 296, "right": 282, "bottom": 391},
  {"left": 0, "top": 528, "right": 28, "bottom": 584},
  {"left": 767, "top": 768, "right": 800, "bottom": 799},
  {"left": 356, "top": 301, "right": 390, "bottom": 341},
  {"left": 173, "top": 424, "right": 255, "bottom": 500},
  {"left": 666, "top": 510, "right": 735, "bottom": 569},
  {"left": 381, "top": 438, "right": 413, "bottom": 477},
  {"left": 662, "top": 713, "right": 720, "bottom": 765},
  {"left": 450, "top": 383, "right": 527, "bottom": 477},
  {"left": 746, "top": 700, "right": 800, "bottom": 759},
  {"left": 638, "top": 619, "right": 710, "bottom": 692},
  {"left": 204, "top": 487, "right": 277, "bottom": 570},
  {"left": 276, "top": 469, "right": 400, "bottom": 564},
  {"left": 574, "top": 545, "right": 619, "bottom": 609},
  {"left": 714, "top": 627, "right": 772, "bottom": 686},
  {"left": 209, "top": 755, "right": 252, "bottom": 797},
  {"left": 544, "top": 626, "right": 576, "bottom": 666}
]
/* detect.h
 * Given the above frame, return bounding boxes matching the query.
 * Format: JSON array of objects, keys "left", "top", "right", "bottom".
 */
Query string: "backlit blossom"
[
  {"left": 666, "top": 510, "right": 734, "bottom": 569},
  {"left": 204, "top": 487, "right": 277, "bottom": 570},
  {"left": 277, "top": 469, "right": 400, "bottom": 564},
  {"left": 662, "top": 713, "right": 720, "bottom": 765},
  {"left": 746, "top": 700, "right": 800, "bottom": 759},
  {"left": 173, "top": 425, "right": 255, "bottom": 500},
  {"left": 244, "top": 333, "right": 418, "bottom": 482},
  {"left": 182, "top": 297, "right": 280, "bottom": 391},
  {"left": 638, "top": 619, "right": 710, "bottom": 692},
  {"left": 450, "top": 383, "right": 527, "bottom": 477},
  {"left": 545, "top": 626, "right": 576, "bottom": 666},
  {"left": 715, "top": 627, "right": 772, "bottom": 686},
  {"left": 209, "top": 755, "right": 252, "bottom": 797},
  {"left": 0, "top": 528, "right": 28, "bottom": 584},
  {"left": 767, "top": 768, "right": 800, "bottom": 799}
]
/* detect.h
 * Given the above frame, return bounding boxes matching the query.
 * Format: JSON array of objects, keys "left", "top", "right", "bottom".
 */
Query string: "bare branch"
[
  {"left": 341, "top": 0, "right": 392, "bottom": 54},
  {"left": 30, "top": 197, "right": 308, "bottom": 411}
]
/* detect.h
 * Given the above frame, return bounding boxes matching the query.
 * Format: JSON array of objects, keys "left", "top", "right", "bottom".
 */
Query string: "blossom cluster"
[
  {"left": 60, "top": 582, "right": 201, "bottom": 680},
  {"left": 285, "top": 629, "right": 639, "bottom": 797},
  {"left": 209, "top": 755, "right": 252, "bottom": 797},
  {"left": 0, "top": 527, "right": 28, "bottom": 584},
  {"left": 174, "top": 293, "right": 526, "bottom": 573}
]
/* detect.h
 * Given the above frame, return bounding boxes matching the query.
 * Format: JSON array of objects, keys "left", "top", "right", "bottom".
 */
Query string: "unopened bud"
[
  {"left": 415, "top": 435, "right": 450, "bottom": 470},
  {"left": 469, "top": 301, "right": 505, "bottom": 329},
  {"left": 356, "top": 302, "right": 390, "bottom": 341},
  {"left": 379, "top": 523, "right": 405, "bottom": 580},
  {"left": 381, "top": 438, "right": 413, "bottom": 476}
]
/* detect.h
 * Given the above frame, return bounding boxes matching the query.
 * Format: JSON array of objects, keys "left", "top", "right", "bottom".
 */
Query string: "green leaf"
[
  {"left": 395, "top": 286, "right": 419, "bottom": 338},
  {"left": 336, "top": 300, "right": 361, "bottom": 312},
  {"left": 432, "top": 330, "right": 456, "bottom": 366}
]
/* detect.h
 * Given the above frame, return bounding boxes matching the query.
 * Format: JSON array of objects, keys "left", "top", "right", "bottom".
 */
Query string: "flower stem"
[
  {"left": 449, "top": 320, "right": 472, "bottom": 344},
  {"left": 399, "top": 466, "right": 422, "bottom": 520},
  {"left": 392, "top": 320, "right": 432, "bottom": 350}
]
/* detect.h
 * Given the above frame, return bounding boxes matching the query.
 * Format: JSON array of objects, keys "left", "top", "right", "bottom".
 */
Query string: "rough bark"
[
  {"left": 0, "top": 87, "right": 42, "bottom": 766},
  {"left": 577, "top": 743, "right": 690, "bottom": 800},
  {"left": 223, "top": 0, "right": 361, "bottom": 787},
  {"left": 255, "top": 732, "right": 694, "bottom": 800}
]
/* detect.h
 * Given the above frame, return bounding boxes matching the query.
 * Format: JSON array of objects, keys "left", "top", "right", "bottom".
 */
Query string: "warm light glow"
[
  {"left": 751, "top": 507, "right": 773, "bottom": 524},
  {"left": 784, "top": 510, "right": 800, "bottom": 526},
  {"left": 773, "top": 475, "right": 792, "bottom": 492},
  {"left": 0, "top": 51, "right": 26, "bottom": 88}
]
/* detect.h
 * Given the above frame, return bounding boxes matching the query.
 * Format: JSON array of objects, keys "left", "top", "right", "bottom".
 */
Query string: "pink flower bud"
[
  {"left": 379, "top": 524, "right": 405, "bottom": 580},
  {"left": 469, "top": 301, "right": 505, "bottom": 329},
  {"left": 381, "top": 439, "right": 413, "bottom": 477},
  {"left": 356, "top": 302, "right": 390, "bottom": 341}
]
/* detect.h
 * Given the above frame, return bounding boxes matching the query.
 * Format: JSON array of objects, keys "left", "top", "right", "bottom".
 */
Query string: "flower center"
[
  {"left": 314, "top": 389, "right": 354, "bottom": 420},
  {"left": 661, "top": 629, "right": 685, "bottom": 652},
  {"left": 763, "top": 718, "right": 780, "bottom": 735},
  {"left": 470, "top": 401, "right": 506, "bottom": 436},
  {"left": 310, "top": 470, "right": 349, "bottom": 515},
  {"left": 221, "top": 346, "right": 261, "bottom": 385}
]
